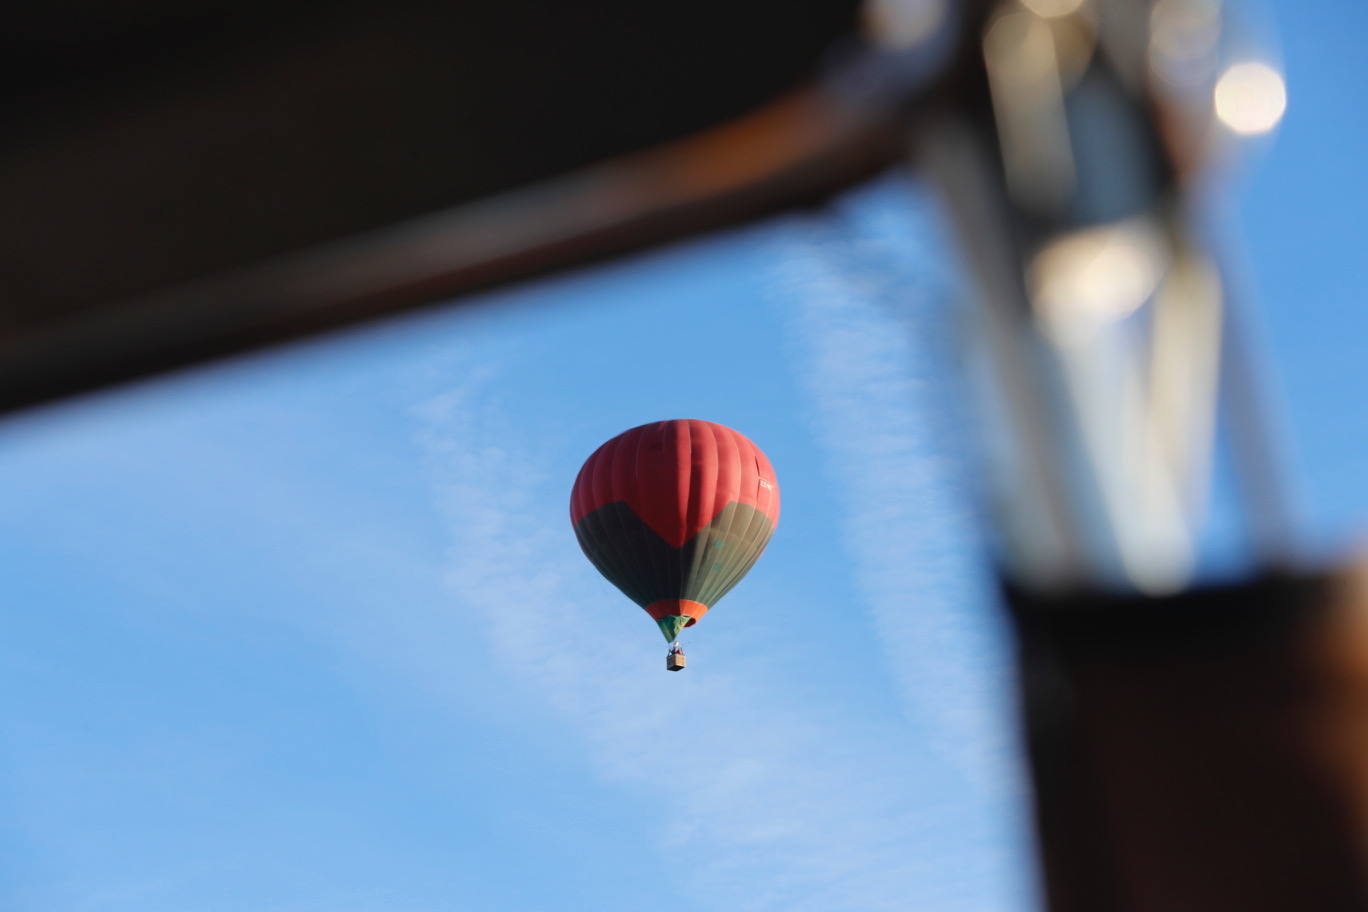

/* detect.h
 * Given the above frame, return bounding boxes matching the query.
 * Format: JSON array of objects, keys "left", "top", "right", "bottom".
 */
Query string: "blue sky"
[
  {"left": 1230, "top": 0, "right": 1368, "bottom": 553},
  {"left": 4, "top": 3, "right": 1368, "bottom": 909},
  {"left": 2, "top": 184, "right": 1032, "bottom": 912}
]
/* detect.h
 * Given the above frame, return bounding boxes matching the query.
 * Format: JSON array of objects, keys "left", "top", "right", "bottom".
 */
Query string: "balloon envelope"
[{"left": 570, "top": 419, "right": 780, "bottom": 642}]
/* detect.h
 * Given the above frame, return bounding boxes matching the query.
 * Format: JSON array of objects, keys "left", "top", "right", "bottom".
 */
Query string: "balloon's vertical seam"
[
  {"left": 674, "top": 419, "right": 692, "bottom": 611},
  {"left": 586, "top": 444, "right": 631, "bottom": 602},
  {"left": 607, "top": 429, "right": 647, "bottom": 603},
  {"left": 705, "top": 434, "right": 749, "bottom": 607},
  {"left": 685, "top": 420, "right": 720, "bottom": 606},
  {"left": 709, "top": 438, "right": 776, "bottom": 604},
  {"left": 634, "top": 423, "right": 667, "bottom": 609},
  {"left": 699, "top": 424, "right": 744, "bottom": 607}
]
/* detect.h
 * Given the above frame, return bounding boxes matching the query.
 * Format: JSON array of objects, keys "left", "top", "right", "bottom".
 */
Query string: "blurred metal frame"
[
  {"left": 0, "top": 0, "right": 898, "bottom": 414},
  {"left": 0, "top": 86, "right": 909, "bottom": 413}
]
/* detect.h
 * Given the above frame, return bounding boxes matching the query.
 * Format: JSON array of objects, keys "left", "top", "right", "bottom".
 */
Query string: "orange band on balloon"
[{"left": 644, "top": 599, "right": 709, "bottom": 627}]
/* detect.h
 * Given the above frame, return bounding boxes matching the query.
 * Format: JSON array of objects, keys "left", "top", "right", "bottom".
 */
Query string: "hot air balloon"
[{"left": 570, "top": 419, "right": 780, "bottom": 669}]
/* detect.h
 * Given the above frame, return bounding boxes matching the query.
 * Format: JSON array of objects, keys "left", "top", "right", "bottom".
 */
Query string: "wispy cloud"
[
  {"left": 768, "top": 181, "right": 1033, "bottom": 874},
  {"left": 409, "top": 343, "right": 1026, "bottom": 911}
]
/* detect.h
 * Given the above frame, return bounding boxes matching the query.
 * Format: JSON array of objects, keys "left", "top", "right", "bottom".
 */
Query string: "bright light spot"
[
  {"left": 1019, "top": 0, "right": 1086, "bottom": 19},
  {"left": 1214, "top": 61, "right": 1287, "bottom": 135},
  {"left": 1030, "top": 219, "right": 1166, "bottom": 338},
  {"left": 864, "top": 0, "right": 947, "bottom": 48}
]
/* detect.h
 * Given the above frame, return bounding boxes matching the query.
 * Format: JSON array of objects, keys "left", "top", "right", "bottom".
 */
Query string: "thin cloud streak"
[
  {"left": 770, "top": 188, "right": 1034, "bottom": 888},
  {"left": 410, "top": 354, "right": 1020, "bottom": 912}
]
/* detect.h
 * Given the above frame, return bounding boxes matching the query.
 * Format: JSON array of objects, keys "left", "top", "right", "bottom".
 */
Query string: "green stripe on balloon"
[
  {"left": 656, "top": 616, "right": 691, "bottom": 642},
  {"left": 574, "top": 501, "right": 774, "bottom": 619}
]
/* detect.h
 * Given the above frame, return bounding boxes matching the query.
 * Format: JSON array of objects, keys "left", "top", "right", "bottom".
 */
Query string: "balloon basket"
[{"left": 666, "top": 651, "right": 687, "bottom": 672}]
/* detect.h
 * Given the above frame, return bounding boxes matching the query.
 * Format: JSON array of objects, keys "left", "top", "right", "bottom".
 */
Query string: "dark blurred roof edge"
[{"left": 1, "top": 0, "right": 901, "bottom": 414}]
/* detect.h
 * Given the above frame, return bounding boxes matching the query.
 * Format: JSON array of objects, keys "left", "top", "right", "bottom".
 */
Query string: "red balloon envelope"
[{"left": 570, "top": 419, "right": 780, "bottom": 642}]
